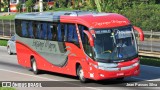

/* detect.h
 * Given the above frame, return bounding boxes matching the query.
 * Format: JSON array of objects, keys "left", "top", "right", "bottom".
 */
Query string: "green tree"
[
  {"left": 25, "top": 0, "right": 34, "bottom": 12},
  {"left": 16, "top": 1, "right": 22, "bottom": 12}
]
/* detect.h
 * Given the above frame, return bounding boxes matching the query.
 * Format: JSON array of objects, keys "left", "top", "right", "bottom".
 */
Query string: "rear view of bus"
[
  {"left": 15, "top": 11, "right": 144, "bottom": 82},
  {"left": 10, "top": 0, "right": 19, "bottom": 12}
]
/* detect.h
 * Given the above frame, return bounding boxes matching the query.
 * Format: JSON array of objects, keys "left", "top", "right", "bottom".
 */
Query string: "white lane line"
[
  {"left": 131, "top": 77, "right": 148, "bottom": 81},
  {"left": 0, "top": 68, "right": 103, "bottom": 90},
  {"left": 141, "top": 65, "right": 160, "bottom": 69},
  {"left": 131, "top": 77, "right": 160, "bottom": 81}
]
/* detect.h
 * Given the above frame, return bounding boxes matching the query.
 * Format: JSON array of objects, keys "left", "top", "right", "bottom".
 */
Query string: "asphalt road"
[{"left": 0, "top": 46, "right": 160, "bottom": 90}]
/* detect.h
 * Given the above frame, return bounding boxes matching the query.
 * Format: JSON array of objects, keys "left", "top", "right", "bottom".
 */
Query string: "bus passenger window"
[
  {"left": 35, "top": 23, "right": 41, "bottom": 39},
  {"left": 48, "top": 23, "right": 53, "bottom": 40},
  {"left": 52, "top": 24, "right": 57, "bottom": 41},
  {"left": 28, "top": 22, "right": 34, "bottom": 38},
  {"left": 64, "top": 24, "right": 79, "bottom": 47},
  {"left": 15, "top": 20, "right": 22, "bottom": 37},
  {"left": 57, "top": 24, "right": 61, "bottom": 41},
  {"left": 22, "top": 21, "right": 28, "bottom": 37},
  {"left": 68, "top": 24, "right": 79, "bottom": 43},
  {"left": 42, "top": 23, "right": 48, "bottom": 40},
  {"left": 33, "top": 22, "right": 37, "bottom": 38},
  {"left": 78, "top": 25, "right": 85, "bottom": 42}
]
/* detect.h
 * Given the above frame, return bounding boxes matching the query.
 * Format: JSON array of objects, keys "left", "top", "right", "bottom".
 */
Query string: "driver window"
[{"left": 78, "top": 24, "right": 94, "bottom": 59}]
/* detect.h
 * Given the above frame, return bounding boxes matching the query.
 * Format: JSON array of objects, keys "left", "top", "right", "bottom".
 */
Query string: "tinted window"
[
  {"left": 28, "top": 21, "right": 34, "bottom": 38},
  {"left": 10, "top": 36, "right": 15, "bottom": 41},
  {"left": 15, "top": 20, "right": 22, "bottom": 37},
  {"left": 65, "top": 24, "right": 79, "bottom": 47},
  {"left": 21, "top": 21, "right": 28, "bottom": 37}
]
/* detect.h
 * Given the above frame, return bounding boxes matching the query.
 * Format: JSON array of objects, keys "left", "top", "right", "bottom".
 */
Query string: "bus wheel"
[
  {"left": 7, "top": 46, "right": 12, "bottom": 55},
  {"left": 31, "top": 58, "right": 40, "bottom": 75},
  {"left": 77, "top": 66, "right": 87, "bottom": 83},
  {"left": 116, "top": 77, "right": 124, "bottom": 80}
]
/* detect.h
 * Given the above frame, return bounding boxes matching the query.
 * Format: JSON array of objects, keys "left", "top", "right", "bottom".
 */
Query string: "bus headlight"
[
  {"left": 132, "top": 61, "right": 140, "bottom": 67},
  {"left": 97, "top": 62, "right": 119, "bottom": 71}
]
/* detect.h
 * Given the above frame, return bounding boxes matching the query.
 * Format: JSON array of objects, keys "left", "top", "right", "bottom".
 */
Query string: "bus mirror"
[
  {"left": 83, "top": 30, "right": 94, "bottom": 47},
  {"left": 133, "top": 26, "right": 144, "bottom": 41}
]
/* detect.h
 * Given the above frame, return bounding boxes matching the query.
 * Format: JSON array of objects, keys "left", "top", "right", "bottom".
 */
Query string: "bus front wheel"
[
  {"left": 77, "top": 66, "right": 88, "bottom": 83},
  {"left": 31, "top": 58, "right": 40, "bottom": 75}
]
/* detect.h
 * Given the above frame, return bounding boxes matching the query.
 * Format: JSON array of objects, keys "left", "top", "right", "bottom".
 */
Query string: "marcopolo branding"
[
  {"left": 32, "top": 39, "right": 57, "bottom": 52},
  {"left": 93, "top": 20, "right": 128, "bottom": 26}
]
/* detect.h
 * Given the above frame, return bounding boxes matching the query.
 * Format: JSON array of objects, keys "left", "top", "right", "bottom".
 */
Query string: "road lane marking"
[
  {"left": 131, "top": 77, "right": 160, "bottom": 81},
  {"left": 0, "top": 68, "right": 103, "bottom": 90},
  {"left": 141, "top": 65, "right": 160, "bottom": 69},
  {"left": 131, "top": 77, "right": 148, "bottom": 81}
]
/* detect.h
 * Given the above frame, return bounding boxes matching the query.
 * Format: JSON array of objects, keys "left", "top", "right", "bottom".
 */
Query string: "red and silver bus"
[{"left": 15, "top": 11, "right": 144, "bottom": 82}]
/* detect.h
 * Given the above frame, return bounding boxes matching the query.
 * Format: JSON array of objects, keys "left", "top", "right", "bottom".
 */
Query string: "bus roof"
[{"left": 15, "top": 10, "right": 131, "bottom": 28}]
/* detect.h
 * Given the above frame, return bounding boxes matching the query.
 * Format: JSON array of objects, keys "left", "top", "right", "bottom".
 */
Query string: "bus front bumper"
[{"left": 86, "top": 64, "right": 140, "bottom": 81}]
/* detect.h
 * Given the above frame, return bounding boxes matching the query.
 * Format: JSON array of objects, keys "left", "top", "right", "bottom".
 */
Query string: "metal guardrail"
[
  {"left": 0, "top": 20, "right": 15, "bottom": 37},
  {"left": 139, "top": 50, "right": 160, "bottom": 58}
]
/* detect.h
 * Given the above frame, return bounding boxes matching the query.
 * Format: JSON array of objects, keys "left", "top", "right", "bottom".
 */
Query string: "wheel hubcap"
[
  {"left": 33, "top": 61, "right": 37, "bottom": 72},
  {"left": 7, "top": 48, "right": 10, "bottom": 54},
  {"left": 79, "top": 69, "right": 84, "bottom": 80}
]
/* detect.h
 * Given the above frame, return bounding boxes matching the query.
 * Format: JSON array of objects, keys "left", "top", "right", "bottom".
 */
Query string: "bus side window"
[
  {"left": 33, "top": 22, "right": 37, "bottom": 38},
  {"left": 52, "top": 24, "right": 57, "bottom": 41},
  {"left": 21, "top": 21, "right": 28, "bottom": 37},
  {"left": 64, "top": 24, "right": 68, "bottom": 41},
  {"left": 15, "top": 20, "right": 22, "bottom": 37},
  {"left": 35, "top": 23, "right": 41, "bottom": 39},
  {"left": 78, "top": 25, "right": 94, "bottom": 58},
  {"left": 57, "top": 24, "right": 61, "bottom": 41},
  {"left": 28, "top": 21, "right": 34, "bottom": 38},
  {"left": 48, "top": 23, "right": 53, "bottom": 40},
  {"left": 57, "top": 23, "right": 65, "bottom": 42},
  {"left": 65, "top": 24, "right": 79, "bottom": 47},
  {"left": 78, "top": 25, "right": 85, "bottom": 43},
  {"left": 42, "top": 23, "right": 48, "bottom": 40}
]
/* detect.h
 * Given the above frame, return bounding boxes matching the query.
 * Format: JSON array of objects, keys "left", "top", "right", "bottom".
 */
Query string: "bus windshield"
[{"left": 93, "top": 26, "right": 137, "bottom": 62}]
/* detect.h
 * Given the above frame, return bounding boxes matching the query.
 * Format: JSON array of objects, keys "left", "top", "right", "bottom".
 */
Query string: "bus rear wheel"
[
  {"left": 77, "top": 66, "right": 88, "bottom": 83},
  {"left": 116, "top": 77, "right": 124, "bottom": 80},
  {"left": 7, "top": 46, "right": 12, "bottom": 55},
  {"left": 31, "top": 58, "right": 40, "bottom": 75}
]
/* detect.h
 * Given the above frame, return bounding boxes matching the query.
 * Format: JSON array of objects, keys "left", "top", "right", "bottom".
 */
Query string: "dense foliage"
[
  {"left": 121, "top": 4, "right": 160, "bottom": 31},
  {"left": 1, "top": 0, "right": 159, "bottom": 31},
  {"left": 53, "top": 0, "right": 160, "bottom": 31}
]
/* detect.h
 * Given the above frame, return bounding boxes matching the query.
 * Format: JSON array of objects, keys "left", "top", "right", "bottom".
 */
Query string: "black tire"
[
  {"left": 77, "top": 66, "right": 88, "bottom": 83},
  {"left": 116, "top": 77, "right": 124, "bottom": 80},
  {"left": 7, "top": 46, "right": 12, "bottom": 55},
  {"left": 31, "top": 58, "right": 40, "bottom": 75}
]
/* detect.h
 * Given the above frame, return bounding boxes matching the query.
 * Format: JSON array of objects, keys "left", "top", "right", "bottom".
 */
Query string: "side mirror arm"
[
  {"left": 133, "top": 26, "right": 144, "bottom": 41},
  {"left": 83, "top": 30, "right": 94, "bottom": 47}
]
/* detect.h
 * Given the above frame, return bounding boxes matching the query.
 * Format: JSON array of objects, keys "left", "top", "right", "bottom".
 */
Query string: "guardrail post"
[
  {"left": 10, "top": 20, "right": 12, "bottom": 36},
  {"left": 150, "top": 30, "right": 153, "bottom": 52},
  {"left": 2, "top": 19, "right": 4, "bottom": 37},
  {"left": 14, "top": 20, "right": 15, "bottom": 34}
]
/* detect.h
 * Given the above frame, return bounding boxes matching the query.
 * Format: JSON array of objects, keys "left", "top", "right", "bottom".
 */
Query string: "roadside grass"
[
  {"left": 140, "top": 57, "right": 160, "bottom": 67},
  {"left": 0, "top": 87, "right": 16, "bottom": 90},
  {"left": 0, "top": 84, "right": 16, "bottom": 90},
  {"left": 0, "top": 15, "right": 15, "bottom": 20},
  {"left": 0, "top": 39, "right": 7, "bottom": 46}
]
